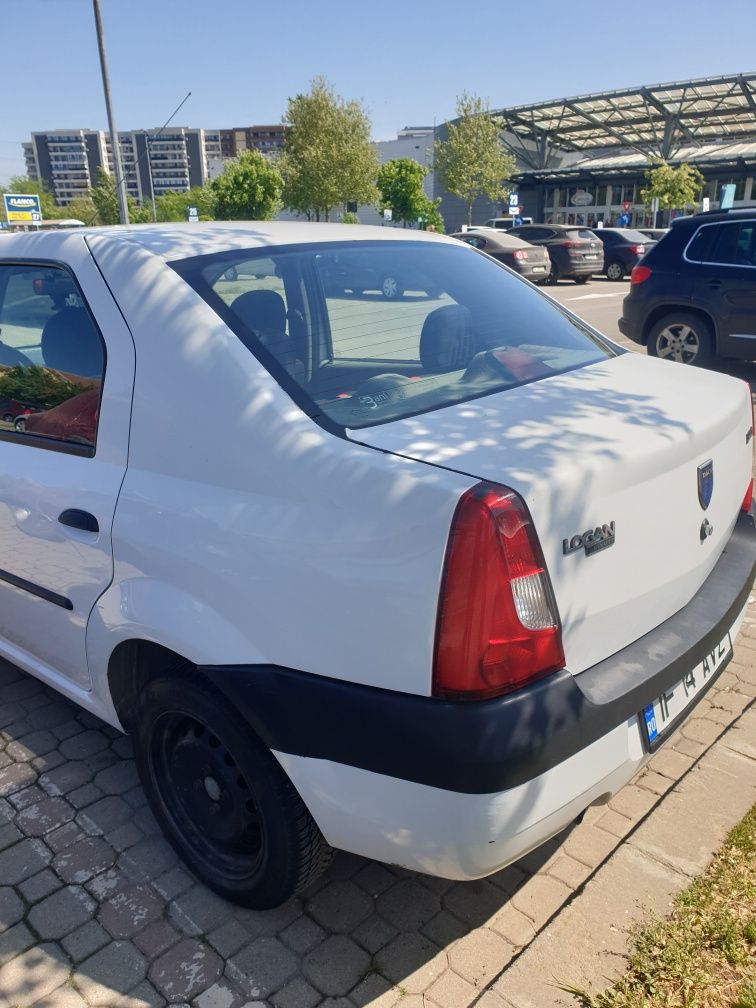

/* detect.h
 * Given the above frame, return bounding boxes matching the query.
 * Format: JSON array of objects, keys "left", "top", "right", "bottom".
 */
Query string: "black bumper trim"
[{"left": 201, "top": 512, "right": 756, "bottom": 796}]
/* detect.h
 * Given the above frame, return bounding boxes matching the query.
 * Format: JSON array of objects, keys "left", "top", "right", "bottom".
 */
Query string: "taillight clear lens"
[
  {"left": 433, "top": 483, "right": 564, "bottom": 700},
  {"left": 631, "top": 244, "right": 646, "bottom": 255},
  {"left": 631, "top": 265, "right": 652, "bottom": 284}
]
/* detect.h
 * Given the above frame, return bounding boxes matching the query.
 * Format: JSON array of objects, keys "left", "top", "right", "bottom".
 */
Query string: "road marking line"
[{"left": 565, "top": 293, "right": 622, "bottom": 301}]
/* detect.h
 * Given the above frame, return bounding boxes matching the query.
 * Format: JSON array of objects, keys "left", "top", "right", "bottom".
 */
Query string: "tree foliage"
[
  {"left": 281, "top": 76, "right": 378, "bottom": 221},
  {"left": 0, "top": 365, "right": 91, "bottom": 410},
  {"left": 376, "top": 158, "right": 427, "bottom": 226},
  {"left": 641, "top": 161, "right": 704, "bottom": 211},
  {"left": 434, "top": 93, "right": 515, "bottom": 225},
  {"left": 88, "top": 168, "right": 152, "bottom": 225},
  {"left": 155, "top": 186, "right": 215, "bottom": 222},
  {"left": 210, "top": 151, "right": 283, "bottom": 220}
]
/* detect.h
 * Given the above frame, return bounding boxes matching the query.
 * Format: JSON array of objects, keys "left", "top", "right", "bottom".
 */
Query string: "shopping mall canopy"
[{"left": 493, "top": 74, "right": 756, "bottom": 169}]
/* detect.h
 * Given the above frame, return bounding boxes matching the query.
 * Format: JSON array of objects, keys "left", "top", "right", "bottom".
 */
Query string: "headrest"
[
  {"left": 419, "top": 305, "right": 474, "bottom": 373},
  {"left": 231, "top": 290, "right": 287, "bottom": 335},
  {"left": 41, "top": 308, "right": 104, "bottom": 379}
]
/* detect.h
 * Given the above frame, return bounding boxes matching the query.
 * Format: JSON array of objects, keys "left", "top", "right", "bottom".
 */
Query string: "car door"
[
  {"left": 0, "top": 244, "right": 134, "bottom": 689},
  {"left": 687, "top": 219, "right": 756, "bottom": 356}
]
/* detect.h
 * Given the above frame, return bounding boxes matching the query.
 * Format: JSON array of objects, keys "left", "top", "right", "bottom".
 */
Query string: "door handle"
[{"left": 58, "top": 509, "right": 99, "bottom": 533}]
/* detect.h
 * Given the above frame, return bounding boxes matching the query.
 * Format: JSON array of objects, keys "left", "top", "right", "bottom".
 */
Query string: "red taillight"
[
  {"left": 512, "top": 249, "right": 528, "bottom": 261},
  {"left": 741, "top": 478, "right": 753, "bottom": 513},
  {"left": 558, "top": 240, "right": 580, "bottom": 248},
  {"left": 433, "top": 483, "right": 565, "bottom": 700},
  {"left": 631, "top": 244, "right": 646, "bottom": 255},
  {"left": 631, "top": 265, "right": 652, "bottom": 285}
]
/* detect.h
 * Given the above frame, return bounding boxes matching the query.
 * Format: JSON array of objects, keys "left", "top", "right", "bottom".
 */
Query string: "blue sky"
[{"left": 2, "top": 0, "right": 754, "bottom": 181}]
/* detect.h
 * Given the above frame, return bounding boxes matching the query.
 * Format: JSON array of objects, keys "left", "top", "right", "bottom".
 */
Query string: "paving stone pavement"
[{"left": 0, "top": 602, "right": 754, "bottom": 1008}]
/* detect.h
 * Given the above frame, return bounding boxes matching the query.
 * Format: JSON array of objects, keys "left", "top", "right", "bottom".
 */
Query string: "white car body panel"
[
  {"left": 0, "top": 232, "right": 134, "bottom": 689},
  {"left": 353, "top": 352, "right": 753, "bottom": 673}
]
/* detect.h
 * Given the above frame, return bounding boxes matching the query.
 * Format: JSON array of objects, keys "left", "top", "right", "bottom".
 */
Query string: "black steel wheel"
[{"left": 132, "top": 673, "right": 331, "bottom": 907}]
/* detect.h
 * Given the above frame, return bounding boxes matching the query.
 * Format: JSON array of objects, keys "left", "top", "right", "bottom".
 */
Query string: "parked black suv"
[
  {"left": 595, "top": 228, "right": 655, "bottom": 281},
  {"left": 507, "top": 224, "right": 604, "bottom": 283},
  {"left": 619, "top": 208, "right": 756, "bottom": 366}
]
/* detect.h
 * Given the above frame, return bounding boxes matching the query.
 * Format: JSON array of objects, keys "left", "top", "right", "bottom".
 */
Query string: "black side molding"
[
  {"left": 201, "top": 512, "right": 756, "bottom": 796},
  {"left": 0, "top": 567, "right": 73, "bottom": 610}
]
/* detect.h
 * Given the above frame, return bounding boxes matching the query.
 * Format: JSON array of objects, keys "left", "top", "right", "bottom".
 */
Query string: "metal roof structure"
[{"left": 494, "top": 74, "right": 756, "bottom": 169}]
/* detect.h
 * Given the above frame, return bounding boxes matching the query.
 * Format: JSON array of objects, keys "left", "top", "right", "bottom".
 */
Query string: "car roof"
[
  {"left": 672, "top": 205, "right": 756, "bottom": 227},
  {"left": 451, "top": 231, "right": 532, "bottom": 248},
  {"left": 0, "top": 222, "right": 458, "bottom": 262}
]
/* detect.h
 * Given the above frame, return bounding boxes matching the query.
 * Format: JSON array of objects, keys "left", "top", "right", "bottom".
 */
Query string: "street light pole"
[{"left": 92, "top": 0, "right": 129, "bottom": 225}]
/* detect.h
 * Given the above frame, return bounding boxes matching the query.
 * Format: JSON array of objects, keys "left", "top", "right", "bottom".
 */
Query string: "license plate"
[
  {"left": 584, "top": 253, "right": 599, "bottom": 259},
  {"left": 639, "top": 633, "right": 732, "bottom": 751},
  {"left": 532, "top": 266, "right": 546, "bottom": 273}
]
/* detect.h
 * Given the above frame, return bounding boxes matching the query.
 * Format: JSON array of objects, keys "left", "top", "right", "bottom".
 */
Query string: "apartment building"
[{"left": 23, "top": 126, "right": 283, "bottom": 206}]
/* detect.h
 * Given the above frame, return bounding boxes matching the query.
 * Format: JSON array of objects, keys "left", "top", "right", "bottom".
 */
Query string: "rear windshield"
[
  {"left": 615, "top": 229, "right": 651, "bottom": 243},
  {"left": 171, "top": 240, "right": 616, "bottom": 431},
  {"left": 568, "top": 230, "right": 599, "bottom": 241}
]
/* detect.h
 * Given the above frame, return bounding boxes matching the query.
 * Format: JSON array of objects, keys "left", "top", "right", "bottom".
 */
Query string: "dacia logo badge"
[{"left": 697, "top": 460, "right": 714, "bottom": 510}]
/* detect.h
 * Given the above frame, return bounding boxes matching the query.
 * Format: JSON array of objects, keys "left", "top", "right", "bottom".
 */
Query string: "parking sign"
[{"left": 508, "top": 193, "right": 519, "bottom": 213}]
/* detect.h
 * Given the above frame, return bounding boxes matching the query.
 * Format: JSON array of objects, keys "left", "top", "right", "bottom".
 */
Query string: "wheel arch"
[
  {"left": 642, "top": 304, "right": 717, "bottom": 347},
  {"left": 107, "top": 638, "right": 195, "bottom": 730}
]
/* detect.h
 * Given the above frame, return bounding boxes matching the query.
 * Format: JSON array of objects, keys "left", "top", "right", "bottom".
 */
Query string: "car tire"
[
  {"left": 647, "top": 312, "right": 714, "bottom": 367},
  {"left": 132, "top": 671, "right": 332, "bottom": 908},
  {"left": 547, "top": 260, "right": 560, "bottom": 285},
  {"left": 606, "top": 261, "right": 624, "bottom": 281},
  {"left": 223, "top": 267, "right": 238, "bottom": 281},
  {"left": 573, "top": 275, "right": 590, "bottom": 284},
  {"left": 381, "top": 275, "right": 405, "bottom": 299},
  {"left": 2, "top": 413, "right": 13, "bottom": 423},
  {"left": 13, "top": 417, "right": 26, "bottom": 432}
]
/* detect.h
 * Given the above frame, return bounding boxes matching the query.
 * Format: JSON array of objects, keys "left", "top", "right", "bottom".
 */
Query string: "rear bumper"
[
  {"left": 203, "top": 512, "right": 756, "bottom": 795},
  {"left": 202, "top": 511, "right": 755, "bottom": 877}
]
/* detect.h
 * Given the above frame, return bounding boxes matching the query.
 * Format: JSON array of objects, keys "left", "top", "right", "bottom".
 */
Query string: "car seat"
[
  {"left": 230, "top": 290, "right": 304, "bottom": 382},
  {"left": 419, "top": 305, "right": 474, "bottom": 373},
  {"left": 40, "top": 307, "right": 104, "bottom": 379}
]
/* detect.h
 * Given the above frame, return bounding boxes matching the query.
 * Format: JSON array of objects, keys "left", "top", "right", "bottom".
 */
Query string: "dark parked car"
[
  {"left": 637, "top": 228, "right": 669, "bottom": 241},
  {"left": 619, "top": 207, "right": 756, "bottom": 366},
  {"left": 595, "top": 228, "right": 656, "bottom": 281},
  {"left": 451, "top": 230, "right": 551, "bottom": 282},
  {"left": 507, "top": 224, "right": 604, "bottom": 283}
]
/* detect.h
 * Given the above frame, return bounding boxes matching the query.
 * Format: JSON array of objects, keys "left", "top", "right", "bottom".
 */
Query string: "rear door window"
[
  {"left": 172, "top": 240, "right": 618, "bottom": 431},
  {"left": 708, "top": 222, "right": 756, "bottom": 267},
  {"left": 0, "top": 264, "right": 105, "bottom": 452}
]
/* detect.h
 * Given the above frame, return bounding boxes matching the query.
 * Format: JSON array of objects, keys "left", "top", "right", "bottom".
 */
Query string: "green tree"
[
  {"left": 434, "top": 93, "right": 515, "bottom": 225},
  {"left": 155, "top": 186, "right": 215, "bottom": 222},
  {"left": 89, "top": 168, "right": 120, "bottom": 225},
  {"left": 640, "top": 161, "right": 705, "bottom": 212},
  {"left": 210, "top": 151, "right": 283, "bottom": 220},
  {"left": 281, "top": 76, "right": 378, "bottom": 221},
  {"left": 417, "top": 198, "right": 445, "bottom": 233},
  {"left": 60, "top": 196, "right": 98, "bottom": 224},
  {"left": 1, "top": 177, "right": 60, "bottom": 222},
  {"left": 0, "top": 365, "right": 91, "bottom": 410},
  {"left": 376, "top": 158, "right": 433, "bottom": 227}
]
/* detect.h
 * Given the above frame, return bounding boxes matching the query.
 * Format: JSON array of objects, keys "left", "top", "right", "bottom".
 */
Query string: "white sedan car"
[{"left": 0, "top": 223, "right": 752, "bottom": 908}]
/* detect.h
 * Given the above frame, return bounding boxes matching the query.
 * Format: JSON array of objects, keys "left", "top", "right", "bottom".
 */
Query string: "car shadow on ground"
[{"left": 0, "top": 659, "right": 576, "bottom": 1007}]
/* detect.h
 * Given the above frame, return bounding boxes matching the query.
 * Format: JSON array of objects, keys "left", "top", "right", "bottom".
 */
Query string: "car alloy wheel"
[
  {"left": 381, "top": 275, "right": 404, "bottom": 299},
  {"left": 648, "top": 312, "right": 714, "bottom": 367},
  {"left": 14, "top": 418, "right": 26, "bottom": 432},
  {"left": 606, "top": 261, "right": 624, "bottom": 281}
]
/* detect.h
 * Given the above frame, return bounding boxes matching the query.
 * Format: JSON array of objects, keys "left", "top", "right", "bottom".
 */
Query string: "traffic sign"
[
  {"left": 701, "top": 197, "right": 710, "bottom": 213},
  {"left": 509, "top": 192, "right": 519, "bottom": 212},
  {"left": 720, "top": 183, "right": 736, "bottom": 210},
  {"left": 3, "top": 193, "right": 42, "bottom": 224},
  {"left": 383, "top": 208, "right": 392, "bottom": 221},
  {"left": 187, "top": 205, "right": 199, "bottom": 222}
]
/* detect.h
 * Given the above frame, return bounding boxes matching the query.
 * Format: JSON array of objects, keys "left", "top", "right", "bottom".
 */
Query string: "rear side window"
[
  {"left": 0, "top": 264, "right": 105, "bottom": 452},
  {"left": 570, "top": 230, "right": 598, "bottom": 241},
  {"left": 687, "top": 222, "right": 756, "bottom": 266},
  {"left": 172, "top": 240, "right": 617, "bottom": 431}
]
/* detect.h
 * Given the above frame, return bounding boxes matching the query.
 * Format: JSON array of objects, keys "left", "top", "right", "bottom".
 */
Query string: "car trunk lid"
[{"left": 350, "top": 352, "right": 753, "bottom": 674}]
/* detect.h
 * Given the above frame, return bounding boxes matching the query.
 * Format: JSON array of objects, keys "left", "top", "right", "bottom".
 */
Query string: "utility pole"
[{"left": 92, "top": 0, "right": 129, "bottom": 225}]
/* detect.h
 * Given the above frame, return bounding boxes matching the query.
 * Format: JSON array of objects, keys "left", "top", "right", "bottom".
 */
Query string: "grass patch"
[{"left": 561, "top": 803, "right": 756, "bottom": 1007}]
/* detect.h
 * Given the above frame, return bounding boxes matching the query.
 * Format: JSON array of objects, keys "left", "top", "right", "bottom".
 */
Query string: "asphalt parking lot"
[{"left": 0, "top": 274, "right": 754, "bottom": 1008}]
